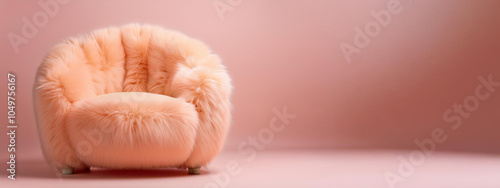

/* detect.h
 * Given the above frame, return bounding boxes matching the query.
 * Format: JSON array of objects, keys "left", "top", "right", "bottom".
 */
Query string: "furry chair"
[{"left": 33, "top": 24, "right": 232, "bottom": 175}]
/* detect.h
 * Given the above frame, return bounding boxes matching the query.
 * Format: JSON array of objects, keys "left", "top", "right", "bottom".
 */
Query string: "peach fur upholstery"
[{"left": 33, "top": 24, "right": 232, "bottom": 173}]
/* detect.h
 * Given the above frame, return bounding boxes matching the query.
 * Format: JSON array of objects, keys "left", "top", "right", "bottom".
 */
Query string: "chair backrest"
[{"left": 37, "top": 24, "right": 214, "bottom": 102}]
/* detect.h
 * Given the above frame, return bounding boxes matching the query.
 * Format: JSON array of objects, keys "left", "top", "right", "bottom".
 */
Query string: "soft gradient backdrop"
[{"left": 1, "top": 0, "right": 499, "bottom": 187}]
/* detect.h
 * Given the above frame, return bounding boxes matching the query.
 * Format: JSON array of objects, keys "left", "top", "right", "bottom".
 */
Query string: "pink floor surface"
[{"left": 2, "top": 149, "right": 500, "bottom": 188}]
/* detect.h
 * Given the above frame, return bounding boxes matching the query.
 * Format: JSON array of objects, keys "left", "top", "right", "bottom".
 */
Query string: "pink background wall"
[{"left": 1, "top": 0, "right": 500, "bottom": 164}]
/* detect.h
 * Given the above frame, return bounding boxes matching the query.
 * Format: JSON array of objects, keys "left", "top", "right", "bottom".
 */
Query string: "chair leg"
[
  {"left": 81, "top": 167, "right": 91, "bottom": 173},
  {"left": 188, "top": 167, "right": 201, "bottom": 175},
  {"left": 62, "top": 167, "right": 73, "bottom": 175}
]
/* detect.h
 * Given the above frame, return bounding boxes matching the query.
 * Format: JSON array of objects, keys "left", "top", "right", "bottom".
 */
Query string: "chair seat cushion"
[{"left": 65, "top": 92, "right": 199, "bottom": 169}]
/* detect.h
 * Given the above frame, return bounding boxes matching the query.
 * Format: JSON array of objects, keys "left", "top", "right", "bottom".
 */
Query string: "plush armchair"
[{"left": 33, "top": 24, "right": 232, "bottom": 175}]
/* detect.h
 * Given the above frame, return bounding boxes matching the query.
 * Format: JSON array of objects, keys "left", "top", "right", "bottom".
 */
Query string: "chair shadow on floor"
[{"left": 19, "top": 159, "right": 205, "bottom": 180}]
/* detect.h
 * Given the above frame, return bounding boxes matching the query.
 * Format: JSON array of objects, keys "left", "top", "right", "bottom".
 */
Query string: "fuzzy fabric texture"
[{"left": 33, "top": 24, "right": 232, "bottom": 173}]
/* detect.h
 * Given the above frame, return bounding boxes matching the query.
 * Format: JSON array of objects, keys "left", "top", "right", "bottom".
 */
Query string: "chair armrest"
[
  {"left": 170, "top": 54, "right": 232, "bottom": 167},
  {"left": 33, "top": 41, "right": 96, "bottom": 172}
]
